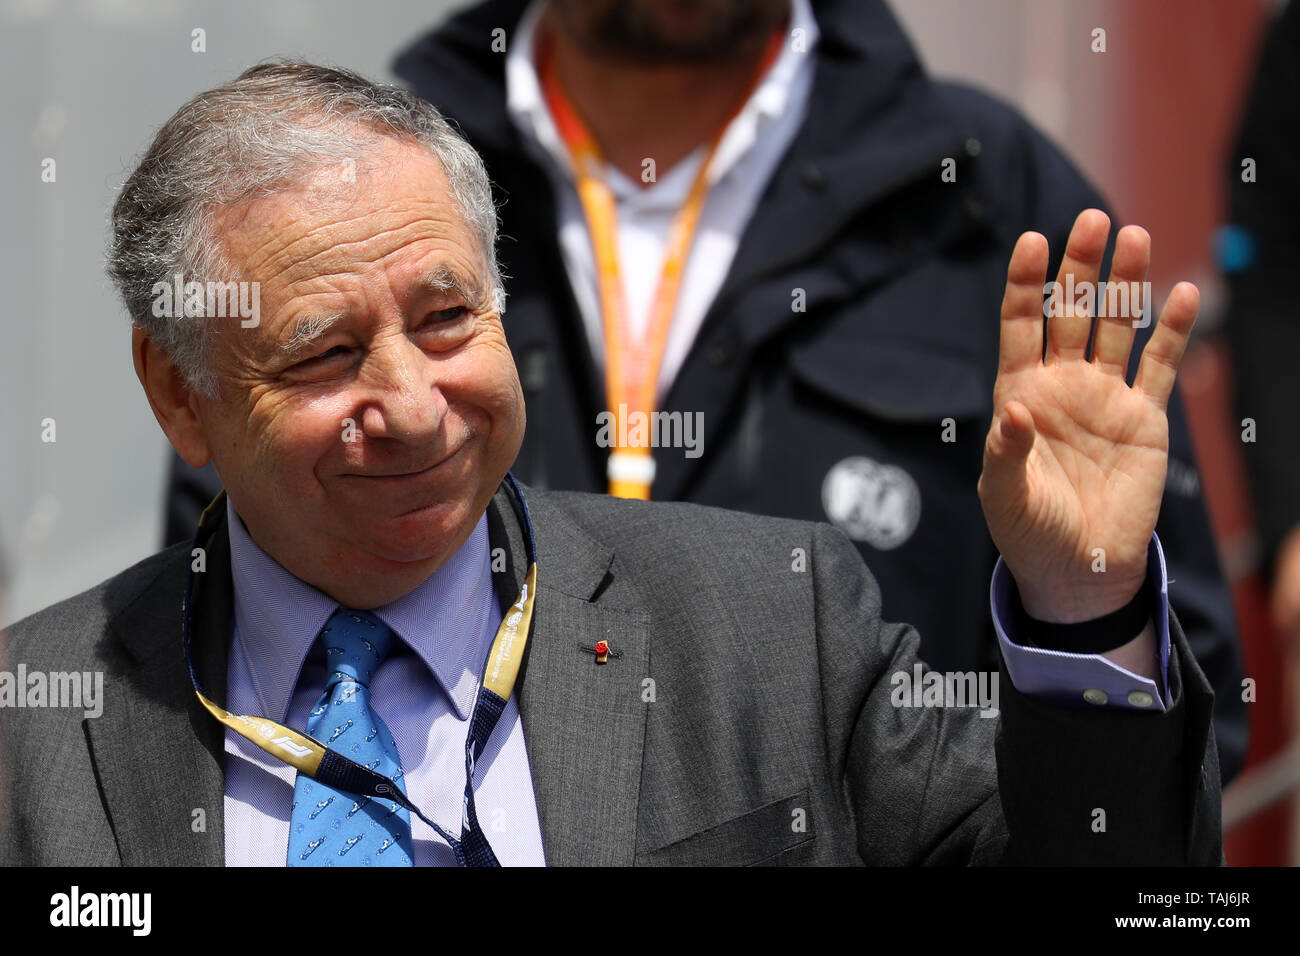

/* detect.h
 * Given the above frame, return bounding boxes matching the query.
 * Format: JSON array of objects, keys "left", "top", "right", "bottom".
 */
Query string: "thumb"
[{"left": 980, "top": 401, "right": 1035, "bottom": 506}]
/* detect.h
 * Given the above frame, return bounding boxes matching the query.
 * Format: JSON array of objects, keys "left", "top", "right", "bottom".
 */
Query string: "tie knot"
[{"left": 318, "top": 608, "right": 395, "bottom": 688}]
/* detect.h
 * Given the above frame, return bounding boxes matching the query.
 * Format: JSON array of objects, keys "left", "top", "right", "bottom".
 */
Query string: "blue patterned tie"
[{"left": 287, "top": 608, "right": 415, "bottom": 867}]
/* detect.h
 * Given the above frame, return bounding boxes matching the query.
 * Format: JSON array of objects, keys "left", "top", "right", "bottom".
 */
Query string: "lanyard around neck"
[
  {"left": 537, "top": 27, "right": 784, "bottom": 499},
  {"left": 182, "top": 473, "right": 539, "bottom": 862}
]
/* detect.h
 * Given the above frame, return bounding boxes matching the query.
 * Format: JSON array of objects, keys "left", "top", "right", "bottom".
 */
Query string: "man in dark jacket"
[{"left": 163, "top": 0, "right": 1247, "bottom": 781}]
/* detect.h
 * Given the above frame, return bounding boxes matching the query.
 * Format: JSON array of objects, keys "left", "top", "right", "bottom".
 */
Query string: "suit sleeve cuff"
[{"left": 990, "top": 533, "right": 1171, "bottom": 712}]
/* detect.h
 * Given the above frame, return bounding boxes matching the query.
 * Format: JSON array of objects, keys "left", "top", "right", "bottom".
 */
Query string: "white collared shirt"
[{"left": 505, "top": 0, "right": 820, "bottom": 402}]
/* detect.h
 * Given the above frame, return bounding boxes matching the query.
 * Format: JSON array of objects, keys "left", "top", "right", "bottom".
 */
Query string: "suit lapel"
[
  {"left": 85, "top": 514, "right": 232, "bottom": 865},
  {"left": 489, "top": 482, "right": 650, "bottom": 865},
  {"left": 520, "top": 591, "right": 650, "bottom": 866}
]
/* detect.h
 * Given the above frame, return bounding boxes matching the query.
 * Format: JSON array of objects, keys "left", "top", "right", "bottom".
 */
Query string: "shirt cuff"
[{"left": 990, "top": 533, "right": 1171, "bottom": 713}]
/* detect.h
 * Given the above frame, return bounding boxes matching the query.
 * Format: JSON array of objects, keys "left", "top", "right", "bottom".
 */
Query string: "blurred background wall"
[{"left": 0, "top": 0, "right": 1290, "bottom": 860}]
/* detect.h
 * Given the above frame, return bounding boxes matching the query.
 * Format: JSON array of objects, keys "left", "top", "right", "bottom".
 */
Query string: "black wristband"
[{"left": 1013, "top": 580, "right": 1153, "bottom": 654}]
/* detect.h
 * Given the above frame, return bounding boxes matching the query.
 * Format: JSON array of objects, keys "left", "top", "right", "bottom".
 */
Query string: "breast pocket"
[
  {"left": 637, "top": 790, "right": 816, "bottom": 867},
  {"left": 788, "top": 336, "right": 991, "bottom": 426}
]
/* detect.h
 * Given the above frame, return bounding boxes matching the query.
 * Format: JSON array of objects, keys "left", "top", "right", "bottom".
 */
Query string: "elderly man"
[{"left": 1, "top": 63, "right": 1218, "bottom": 866}]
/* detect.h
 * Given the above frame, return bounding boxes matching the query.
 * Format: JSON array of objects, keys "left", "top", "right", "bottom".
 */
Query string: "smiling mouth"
[{"left": 346, "top": 443, "right": 466, "bottom": 481}]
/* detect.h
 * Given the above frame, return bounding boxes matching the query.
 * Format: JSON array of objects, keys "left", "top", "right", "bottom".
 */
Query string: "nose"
[{"left": 357, "top": 334, "right": 448, "bottom": 444}]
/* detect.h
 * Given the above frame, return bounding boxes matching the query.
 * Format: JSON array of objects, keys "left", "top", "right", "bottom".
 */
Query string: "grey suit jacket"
[{"left": 0, "top": 481, "right": 1221, "bottom": 865}]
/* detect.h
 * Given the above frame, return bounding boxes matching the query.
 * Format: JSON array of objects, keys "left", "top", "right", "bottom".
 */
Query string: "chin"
[{"left": 358, "top": 498, "right": 476, "bottom": 566}]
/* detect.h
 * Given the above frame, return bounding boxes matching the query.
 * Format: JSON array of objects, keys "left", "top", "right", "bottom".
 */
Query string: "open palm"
[{"left": 978, "top": 210, "right": 1199, "bottom": 623}]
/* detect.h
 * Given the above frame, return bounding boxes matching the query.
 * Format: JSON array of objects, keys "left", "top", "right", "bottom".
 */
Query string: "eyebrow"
[
  {"left": 280, "top": 312, "right": 346, "bottom": 360},
  {"left": 275, "top": 266, "right": 487, "bottom": 361},
  {"left": 413, "top": 266, "right": 488, "bottom": 310}
]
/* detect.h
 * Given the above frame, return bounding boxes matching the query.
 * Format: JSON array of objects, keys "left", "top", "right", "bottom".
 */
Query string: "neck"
[{"left": 540, "top": 8, "right": 777, "bottom": 185}]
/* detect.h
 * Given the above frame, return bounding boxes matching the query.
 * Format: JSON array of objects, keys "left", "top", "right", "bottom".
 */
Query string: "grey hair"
[{"left": 108, "top": 60, "right": 504, "bottom": 398}]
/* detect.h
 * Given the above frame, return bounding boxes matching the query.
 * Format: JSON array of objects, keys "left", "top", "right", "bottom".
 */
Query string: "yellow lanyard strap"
[{"left": 539, "top": 28, "right": 784, "bottom": 499}]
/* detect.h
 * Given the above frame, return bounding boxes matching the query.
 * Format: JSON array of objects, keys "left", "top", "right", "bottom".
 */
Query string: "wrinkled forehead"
[{"left": 209, "top": 139, "right": 482, "bottom": 295}]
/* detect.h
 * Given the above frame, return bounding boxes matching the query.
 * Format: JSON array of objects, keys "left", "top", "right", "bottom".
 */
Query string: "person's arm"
[
  {"left": 814, "top": 518, "right": 1220, "bottom": 865},
  {"left": 1022, "top": 133, "right": 1245, "bottom": 779},
  {"left": 827, "top": 210, "right": 1221, "bottom": 864},
  {"left": 958, "top": 81, "right": 1245, "bottom": 781}
]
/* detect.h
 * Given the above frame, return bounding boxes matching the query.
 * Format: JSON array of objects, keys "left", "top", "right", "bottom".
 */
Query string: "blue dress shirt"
[{"left": 994, "top": 534, "right": 1172, "bottom": 712}]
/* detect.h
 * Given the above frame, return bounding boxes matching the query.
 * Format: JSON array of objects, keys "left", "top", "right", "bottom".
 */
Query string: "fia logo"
[{"left": 821, "top": 456, "right": 921, "bottom": 550}]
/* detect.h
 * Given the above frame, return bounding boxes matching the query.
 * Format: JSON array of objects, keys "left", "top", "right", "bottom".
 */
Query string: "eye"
[
  {"left": 411, "top": 306, "right": 472, "bottom": 344},
  {"left": 288, "top": 344, "right": 353, "bottom": 372},
  {"left": 303, "top": 344, "right": 351, "bottom": 364}
]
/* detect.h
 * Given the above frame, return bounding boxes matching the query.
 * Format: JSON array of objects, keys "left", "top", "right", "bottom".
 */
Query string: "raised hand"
[{"left": 977, "top": 209, "right": 1199, "bottom": 626}]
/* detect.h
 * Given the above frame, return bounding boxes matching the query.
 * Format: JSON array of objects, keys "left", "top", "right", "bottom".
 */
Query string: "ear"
[{"left": 131, "top": 325, "right": 213, "bottom": 469}]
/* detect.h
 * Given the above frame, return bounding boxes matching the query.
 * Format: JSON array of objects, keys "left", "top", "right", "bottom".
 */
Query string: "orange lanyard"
[{"left": 539, "top": 28, "right": 784, "bottom": 498}]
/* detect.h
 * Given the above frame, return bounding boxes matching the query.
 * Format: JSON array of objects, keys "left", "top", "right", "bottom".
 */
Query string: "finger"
[
  {"left": 1046, "top": 209, "right": 1110, "bottom": 364},
  {"left": 1134, "top": 281, "right": 1199, "bottom": 410},
  {"left": 1090, "top": 225, "right": 1150, "bottom": 376},
  {"left": 998, "top": 231, "right": 1050, "bottom": 375},
  {"left": 979, "top": 400, "right": 1036, "bottom": 513}
]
